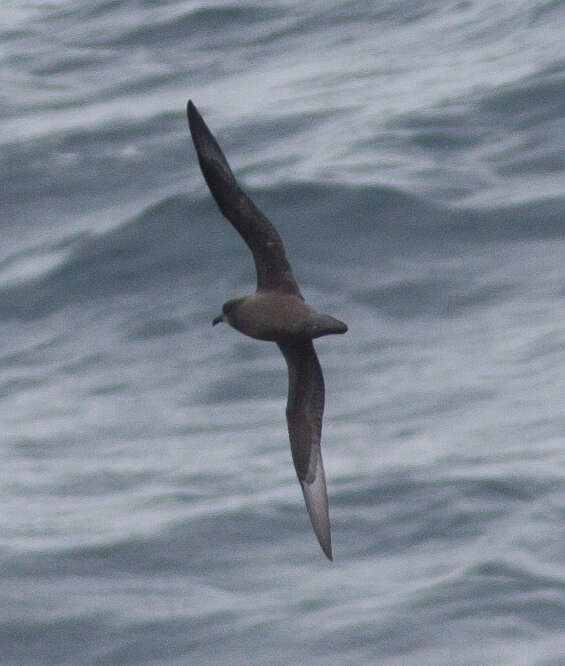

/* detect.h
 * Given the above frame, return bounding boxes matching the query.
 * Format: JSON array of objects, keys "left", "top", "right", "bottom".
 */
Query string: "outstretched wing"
[
  {"left": 278, "top": 340, "right": 332, "bottom": 560},
  {"left": 187, "top": 100, "right": 302, "bottom": 297}
]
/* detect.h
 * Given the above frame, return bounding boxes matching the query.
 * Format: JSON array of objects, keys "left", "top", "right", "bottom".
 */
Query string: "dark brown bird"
[{"left": 187, "top": 100, "right": 347, "bottom": 560}]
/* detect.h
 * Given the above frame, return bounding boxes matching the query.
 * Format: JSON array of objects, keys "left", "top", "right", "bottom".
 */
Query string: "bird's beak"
[{"left": 212, "top": 313, "right": 223, "bottom": 326}]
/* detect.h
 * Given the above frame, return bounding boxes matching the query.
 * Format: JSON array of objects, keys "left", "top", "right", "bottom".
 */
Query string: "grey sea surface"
[{"left": 2, "top": 1, "right": 565, "bottom": 664}]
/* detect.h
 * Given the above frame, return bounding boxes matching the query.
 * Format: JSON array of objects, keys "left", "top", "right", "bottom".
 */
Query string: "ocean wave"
[{"left": 1, "top": 182, "right": 563, "bottom": 320}]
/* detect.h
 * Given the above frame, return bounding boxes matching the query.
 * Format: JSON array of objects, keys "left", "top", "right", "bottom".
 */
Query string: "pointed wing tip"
[
  {"left": 303, "top": 488, "right": 333, "bottom": 561},
  {"left": 300, "top": 477, "right": 333, "bottom": 562},
  {"left": 322, "top": 541, "right": 334, "bottom": 562},
  {"left": 185, "top": 99, "right": 238, "bottom": 196},
  {"left": 317, "top": 521, "right": 333, "bottom": 561},
  {"left": 186, "top": 99, "right": 211, "bottom": 149},
  {"left": 186, "top": 99, "right": 202, "bottom": 137}
]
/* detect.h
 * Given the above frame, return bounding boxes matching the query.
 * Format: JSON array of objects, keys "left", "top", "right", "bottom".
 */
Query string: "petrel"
[{"left": 187, "top": 100, "right": 347, "bottom": 560}]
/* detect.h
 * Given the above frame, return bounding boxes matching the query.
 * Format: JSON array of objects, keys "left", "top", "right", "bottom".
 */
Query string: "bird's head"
[{"left": 212, "top": 297, "right": 243, "bottom": 326}]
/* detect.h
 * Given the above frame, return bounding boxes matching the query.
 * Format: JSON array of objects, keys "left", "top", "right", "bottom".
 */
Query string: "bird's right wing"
[
  {"left": 187, "top": 100, "right": 302, "bottom": 297},
  {"left": 278, "top": 340, "right": 332, "bottom": 560}
]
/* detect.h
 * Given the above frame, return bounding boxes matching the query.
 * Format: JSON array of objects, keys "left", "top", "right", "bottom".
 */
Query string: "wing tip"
[
  {"left": 186, "top": 99, "right": 197, "bottom": 121},
  {"left": 301, "top": 477, "right": 334, "bottom": 562},
  {"left": 316, "top": 517, "right": 334, "bottom": 562},
  {"left": 186, "top": 99, "right": 203, "bottom": 139},
  {"left": 322, "top": 539, "right": 334, "bottom": 562},
  {"left": 186, "top": 98, "right": 238, "bottom": 196}
]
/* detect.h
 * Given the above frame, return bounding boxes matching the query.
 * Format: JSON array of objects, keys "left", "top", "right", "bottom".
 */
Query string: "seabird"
[{"left": 187, "top": 100, "right": 347, "bottom": 560}]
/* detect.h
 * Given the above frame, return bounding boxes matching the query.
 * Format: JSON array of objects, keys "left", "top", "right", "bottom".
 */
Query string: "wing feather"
[
  {"left": 187, "top": 100, "right": 301, "bottom": 297},
  {"left": 278, "top": 340, "right": 332, "bottom": 560}
]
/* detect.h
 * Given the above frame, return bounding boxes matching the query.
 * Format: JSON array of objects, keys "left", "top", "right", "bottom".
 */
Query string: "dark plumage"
[{"left": 187, "top": 100, "right": 347, "bottom": 560}]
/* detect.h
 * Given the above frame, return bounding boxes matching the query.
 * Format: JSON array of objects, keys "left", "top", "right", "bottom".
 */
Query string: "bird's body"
[
  {"left": 216, "top": 292, "right": 347, "bottom": 342},
  {"left": 187, "top": 100, "right": 347, "bottom": 560}
]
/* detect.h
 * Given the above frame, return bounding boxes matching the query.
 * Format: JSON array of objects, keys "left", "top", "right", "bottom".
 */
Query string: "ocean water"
[{"left": 2, "top": 1, "right": 565, "bottom": 664}]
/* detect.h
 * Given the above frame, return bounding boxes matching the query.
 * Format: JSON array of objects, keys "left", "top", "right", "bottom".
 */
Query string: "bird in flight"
[{"left": 187, "top": 100, "right": 347, "bottom": 560}]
